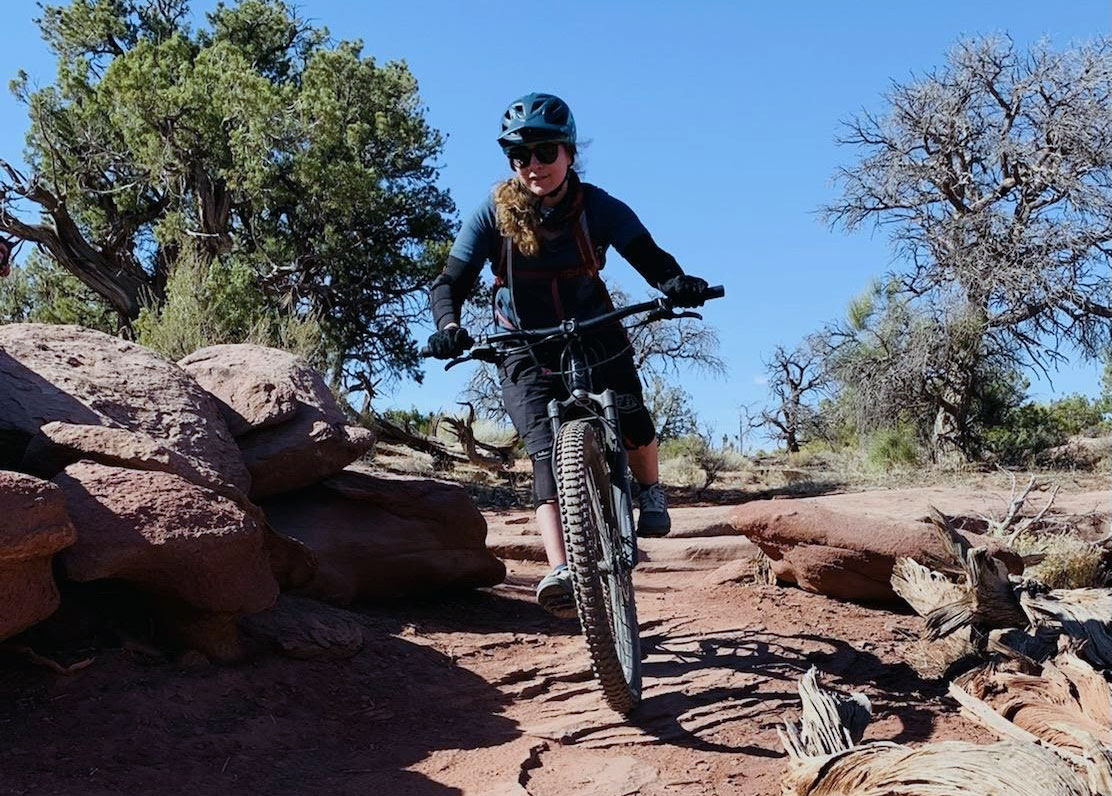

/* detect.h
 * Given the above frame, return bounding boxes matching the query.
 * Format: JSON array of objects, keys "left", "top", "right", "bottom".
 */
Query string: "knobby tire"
[{"left": 555, "top": 420, "right": 641, "bottom": 714}]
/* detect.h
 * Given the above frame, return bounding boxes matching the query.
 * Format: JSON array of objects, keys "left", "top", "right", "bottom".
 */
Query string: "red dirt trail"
[{"left": 9, "top": 484, "right": 1102, "bottom": 794}]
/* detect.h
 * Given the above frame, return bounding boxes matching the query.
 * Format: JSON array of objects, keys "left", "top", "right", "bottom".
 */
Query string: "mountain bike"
[{"left": 426, "top": 285, "right": 725, "bottom": 713}]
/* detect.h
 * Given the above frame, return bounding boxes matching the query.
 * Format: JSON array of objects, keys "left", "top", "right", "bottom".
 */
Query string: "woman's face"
[{"left": 510, "top": 143, "right": 572, "bottom": 197}]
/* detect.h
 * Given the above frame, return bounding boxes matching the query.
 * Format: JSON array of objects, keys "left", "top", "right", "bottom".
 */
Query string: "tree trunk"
[{"left": 1, "top": 161, "right": 156, "bottom": 323}]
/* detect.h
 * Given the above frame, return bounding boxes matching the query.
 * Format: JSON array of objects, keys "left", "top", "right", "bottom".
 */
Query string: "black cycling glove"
[
  {"left": 426, "top": 326, "right": 473, "bottom": 359},
  {"left": 659, "top": 275, "right": 710, "bottom": 307}
]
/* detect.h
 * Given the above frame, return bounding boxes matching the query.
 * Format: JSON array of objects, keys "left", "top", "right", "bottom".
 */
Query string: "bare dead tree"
[
  {"left": 439, "top": 402, "right": 517, "bottom": 471},
  {"left": 760, "top": 339, "right": 828, "bottom": 453},
  {"left": 824, "top": 35, "right": 1112, "bottom": 460}
]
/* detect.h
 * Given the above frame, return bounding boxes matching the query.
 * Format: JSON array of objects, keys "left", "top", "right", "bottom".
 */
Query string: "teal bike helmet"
[{"left": 497, "top": 93, "right": 576, "bottom": 149}]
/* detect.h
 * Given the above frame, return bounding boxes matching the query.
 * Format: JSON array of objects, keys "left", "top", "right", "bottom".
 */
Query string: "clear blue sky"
[{"left": 2, "top": 1, "right": 1109, "bottom": 442}]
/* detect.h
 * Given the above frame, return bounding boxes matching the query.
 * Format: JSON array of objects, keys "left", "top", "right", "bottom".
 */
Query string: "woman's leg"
[
  {"left": 536, "top": 501, "right": 566, "bottom": 567},
  {"left": 626, "top": 437, "right": 659, "bottom": 484}
]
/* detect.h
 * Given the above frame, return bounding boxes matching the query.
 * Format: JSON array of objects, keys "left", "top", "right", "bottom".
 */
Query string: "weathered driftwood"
[
  {"left": 369, "top": 414, "right": 466, "bottom": 464},
  {"left": 918, "top": 509, "right": 1030, "bottom": 640},
  {"left": 977, "top": 469, "right": 1065, "bottom": 546},
  {"left": 952, "top": 651, "right": 1111, "bottom": 757},
  {"left": 892, "top": 507, "right": 1112, "bottom": 668},
  {"left": 1020, "top": 588, "right": 1112, "bottom": 669},
  {"left": 779, "top": 667, "right": 1104, "bottom": 796},
  {"left": 890, "top": 557, "right": 979, "bottom": 673},
  {"left": 438, "top": 403, "right": 517, "bottom": 472},
  {"left": 777, "top": 667, "right": 871, "bottom": 759}
]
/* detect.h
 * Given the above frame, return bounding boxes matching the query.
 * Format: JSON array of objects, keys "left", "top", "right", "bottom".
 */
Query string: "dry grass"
[{"left": 1009, "top": 531, "right": 1107, "bottom": 589}]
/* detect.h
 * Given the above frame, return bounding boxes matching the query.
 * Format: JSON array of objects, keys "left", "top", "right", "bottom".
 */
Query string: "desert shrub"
[
  {"left": 1007, "top": 531, "right": 1107, "bottom": 589},
  {"left": 786, "top": 445, "right": 827, "bottom": 468},
  {"left": 658, "top": 434, "right": 709, "bottom": 461},
  {"left": 982, "top": 403, "right": 1067, "bottom": 465},
  {"left": 471, "top": 419, "right": 519, "bottom": 449},
  {"left": 658, "top": 455, "right": 703, "bottom": 489},
  {"left": 981, "top": 394, "right": 1108, "bottom": 465},
  {"left": 1044, "top": 393, "right": 1109, "bottom": 437},
  {"left": 658, "top": 433, "right": 745, "bottom": 492},
  {"left": 135, "top": 253, "right": 324, "bottom": 367},
  {"left": 865, "top": 425, "right": 921, "bottom": 471}
]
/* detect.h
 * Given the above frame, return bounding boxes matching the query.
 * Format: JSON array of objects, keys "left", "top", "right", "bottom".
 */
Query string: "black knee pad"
[
  {"left": 616, "top": 395, "right": 656, "bottom": 449},
  {"left": 531, "top": 448, "right": 557, "bottom": 507}
]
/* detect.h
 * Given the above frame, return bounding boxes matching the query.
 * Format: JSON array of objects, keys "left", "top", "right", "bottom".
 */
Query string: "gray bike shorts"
[{"left": 498, "top": 326, "right": 656, "bottom": 505}]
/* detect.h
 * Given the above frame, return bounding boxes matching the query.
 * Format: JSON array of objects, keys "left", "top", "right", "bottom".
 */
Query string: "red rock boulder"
[
  {"left": 729, "top": 500, "right": 1022, "bottom": 603},
  {"left": 0, "top": 471, "right": 76, "bottom": 640},
  {"left": 261, "top": 468, "right": 506, "bottom": 605},
  {"left": 179, "top": 345, "right": 374, "bottom": 498},
  {"left": 0, "top": 324, "right": 249, "bottom": 495},
  {"left": 53, "top": 461, "right": 278, "bottom": 618}
]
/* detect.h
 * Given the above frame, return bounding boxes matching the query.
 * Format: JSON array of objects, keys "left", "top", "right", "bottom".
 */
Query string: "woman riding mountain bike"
[{"left": 427, "top": 92, "right": 712, "bottom": 618}]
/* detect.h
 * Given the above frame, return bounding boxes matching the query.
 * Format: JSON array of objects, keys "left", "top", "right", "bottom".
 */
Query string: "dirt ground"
[{"left": 0, "top": 482, "right": 1107, "bottom": 796}]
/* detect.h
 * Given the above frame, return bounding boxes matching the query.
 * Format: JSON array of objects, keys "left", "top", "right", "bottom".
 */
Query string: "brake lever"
[
  {"left": 444, "top": 344, "right": 500, "bottom": 370},
  {"left": 644, "top": 308, "right": 703, "bottom": 323}
]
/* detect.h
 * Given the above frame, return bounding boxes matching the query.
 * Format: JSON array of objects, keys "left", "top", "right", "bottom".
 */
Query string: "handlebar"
[{"left": 420, "top": 284, "right": 725, "bottom": 367}]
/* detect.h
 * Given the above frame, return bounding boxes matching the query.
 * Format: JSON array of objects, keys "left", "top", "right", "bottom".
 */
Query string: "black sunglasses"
[{"left": 506, "top": 142, "right": 561, "bottom": 169}]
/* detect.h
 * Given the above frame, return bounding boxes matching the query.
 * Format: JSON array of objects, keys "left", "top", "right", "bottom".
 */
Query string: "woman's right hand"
[{"left": 426, "top": 326, "right": 474, "bottom": 359}]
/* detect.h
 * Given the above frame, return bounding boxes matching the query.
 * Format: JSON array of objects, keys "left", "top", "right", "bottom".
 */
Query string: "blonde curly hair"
[{"left": 493, "top": 145, "right": 578, "bottom": 257}]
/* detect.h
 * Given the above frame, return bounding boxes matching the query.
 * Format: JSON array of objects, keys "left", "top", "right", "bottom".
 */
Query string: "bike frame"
[
  {"left": 430, "top": 293, "right": 724, "bottom": 571},
  {"left": 544, "top": 330, "right": 637, "bottom": 572}
]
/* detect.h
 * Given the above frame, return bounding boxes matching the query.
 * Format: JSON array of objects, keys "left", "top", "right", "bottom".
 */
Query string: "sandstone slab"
[
  {"left": 0, "top": 471, "right": 77, "bottom": 640},
  {"left": 261, "top": 469, "right": 505, "bottom": 605},
  {"left": 53, "top": 461, "right": 277, "bottom": 616},
  {"left": 0, "top": 324, "right": 248, "bottom": 494},
  {"left": 729, "top": 500, "right": 1022, "bottom": 603},
  {"left": 179, "top": 345, "right": 374, "bottom": 498}
]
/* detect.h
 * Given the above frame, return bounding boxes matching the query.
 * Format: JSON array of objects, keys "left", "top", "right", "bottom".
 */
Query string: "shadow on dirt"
[
  {"left": 625, "top": 627, "right": 945, "bottom": 755},
  {"left": 0, "top": 614, "right": 520, "bottom": 796},
  {"left": 355, "top": 579, "right": 581, "bottom": 638}
]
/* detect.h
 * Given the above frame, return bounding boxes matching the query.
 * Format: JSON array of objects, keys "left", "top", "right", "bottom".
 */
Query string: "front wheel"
[{"left": 555, "top": 420, "right": 641, "bottom": 714}]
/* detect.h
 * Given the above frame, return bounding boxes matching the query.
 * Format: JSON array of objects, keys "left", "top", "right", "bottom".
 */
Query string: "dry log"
[
  {"left": 1020, "top": 588, "right": 1112, "bottom": 669},
  {"left": 367, "top": 415, "right": 465, "bottom": 466},
  {"left": 439, "top": 403, "right": 517, "bottom": 472},
  {"left": 779, "top": 667, "right": 1103, "bottom": 795},
  {"left": 953, "top": 652, "right": 1111, "bottom": 757},
  {"left": 890, "top": 557, "right": 978, "bottom": 671}
]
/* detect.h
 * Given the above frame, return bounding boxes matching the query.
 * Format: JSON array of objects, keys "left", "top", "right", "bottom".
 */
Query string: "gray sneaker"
[
  {"left": 636, "top": 481, "right": 671, "bottom": 537},
  {"left": 536, "top": 565, "right": 576, "bottom": 618}
]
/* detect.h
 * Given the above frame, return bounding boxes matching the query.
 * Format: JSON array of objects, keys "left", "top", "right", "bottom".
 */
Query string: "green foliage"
[
  {"left": 644, "top": 375, "right": 699, "bottom": 442},
  {"left": 1045, "top": 393, "right": 1108, "bottom": 436},
  {"left": 981, "top": 404, "right": 1064, "bottom": 466},
  {"left": 864, "top": 425, "right": 922, "bottom": 471},
  {"left": 657, "top": 433, "right": 744, "bottom": 493},
  {"left": 658, "top": 434, "right": 710, "bottom": 461},
  {"left": 0, "top": 252, "right": 116, "bottom": 331},
  {"left": 9, "top": 0, "right": 454, "bottom": 389},
  {"left": 135, "top": 249, "right": 324, "bottom": 365},
  {"left": 380, "top": 406, "right": 436, "bottom": 436},
  {"left": 982, "top": 394, "right": 1108, "bottom": 465}
]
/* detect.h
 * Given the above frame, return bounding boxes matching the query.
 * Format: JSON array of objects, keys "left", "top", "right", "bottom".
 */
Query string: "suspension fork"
[{"left": 547, "top": 385, "right": 638, "bottom": 571}]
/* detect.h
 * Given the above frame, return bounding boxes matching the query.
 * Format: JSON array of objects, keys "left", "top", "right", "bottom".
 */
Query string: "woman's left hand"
[{"left": 660, "top": 274, "right": 710, "bottom": 307}]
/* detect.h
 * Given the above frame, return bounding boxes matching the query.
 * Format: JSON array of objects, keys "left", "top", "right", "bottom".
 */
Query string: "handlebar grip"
[{"left": 705, "top": 285, "right": 725, "bottom": 300}]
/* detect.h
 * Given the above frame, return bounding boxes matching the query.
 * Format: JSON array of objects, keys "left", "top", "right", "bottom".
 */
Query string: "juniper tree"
[{"left": 0, "top": 0, "right": 454, "bottom": 391}]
